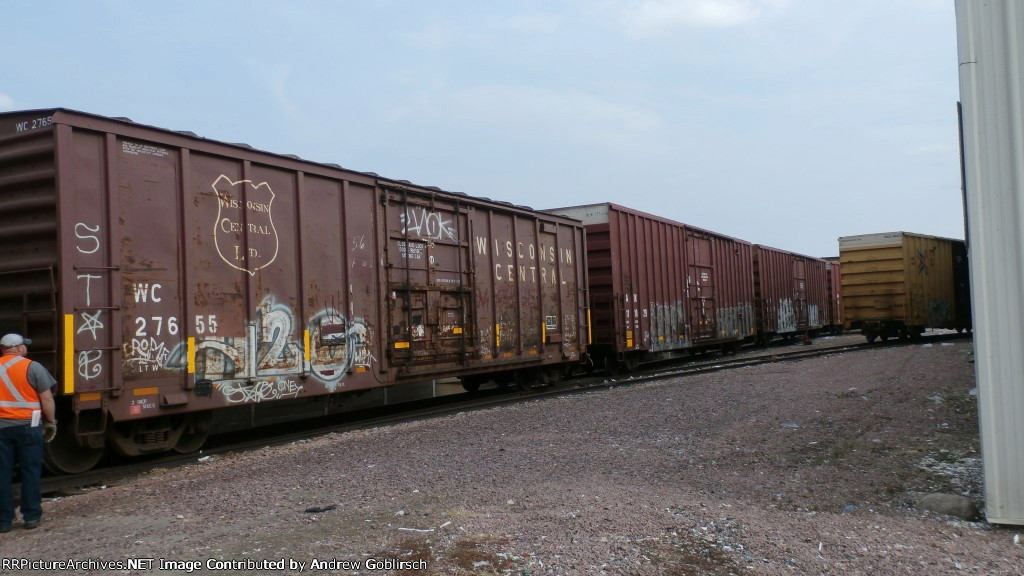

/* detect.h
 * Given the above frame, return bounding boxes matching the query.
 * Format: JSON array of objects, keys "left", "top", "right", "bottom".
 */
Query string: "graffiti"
[
  {"left": 256, "top": 298, "right": 303, "bottom": 374},
  {"left": 309, "top": 309, "right": 374, "bottom": 392},
  {"left": 78, "top": 350, "right": 103, "bottom": 380},
  {"left": 77, "top": 274, "right": 101, "bottom": 307},
  {"left": 915, "top": 249, "right": 930, "bottom": 275},
  {"left": 218, "top": 379, "right": 303, "bottom": 404},
  {"left": 717, "top": 303, "right": 754, "bottom": 338},
  {"left": 808, "top": 304, "right": 820, "bottom": 328},
  {"left": 78, "top": 311, "right": 104, "bottom": 339},
  {"left": 75, "top": 222, "right": 101, "bottom": 254},
  {"left": 123, "top": 337, "right": 173, "bottom": 372},
  {"left": 777, "top": 299, "right": 797, "bottom": 333},
  {"left": 73, "top": 221, "right": 106, "bottom": 386},
  {"left": 154, "top": 297, "right": 376, "bottom": 401},
  {"left": 210, "top": 175, "right": 279, "bottom": 276},
  {"left": 400, "top": 207, "right": 457, "bottom": 241}
]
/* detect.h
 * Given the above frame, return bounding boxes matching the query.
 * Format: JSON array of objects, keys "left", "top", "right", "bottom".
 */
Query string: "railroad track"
[{"left": 39, "top": 331, "right": 969, "bottom": 496}]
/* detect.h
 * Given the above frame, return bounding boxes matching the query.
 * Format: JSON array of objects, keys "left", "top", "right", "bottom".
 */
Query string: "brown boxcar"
[
  {"left": 0, "top": 109, "right": 588, "bottom": 472},
  {"left": 824, "top": 258, "right": 844, "bottom": 334},
  {"left": 752, "top": 245, "right": 828, "bottom": 342},
  {"left": 546, "top": 203, "right": 755, "bottom": 370},
  {"left": 839, "top": 232, "right": 971, "bottom": 342}
]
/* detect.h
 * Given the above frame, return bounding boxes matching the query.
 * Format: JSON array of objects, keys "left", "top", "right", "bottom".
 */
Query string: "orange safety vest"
[{"left": 0, "top": 354, "right": 41, "bottom": 421}]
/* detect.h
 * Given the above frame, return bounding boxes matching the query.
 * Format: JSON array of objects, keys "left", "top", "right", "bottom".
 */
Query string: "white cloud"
[
  {"left": 620, "top": 0, "right": 791, "bottom": 37},
  {"left": 0, "top": 93, "right": 14, "bottom": 111},
  {"left": 445, "top": 85, "right": 662, "bottom": 146}
]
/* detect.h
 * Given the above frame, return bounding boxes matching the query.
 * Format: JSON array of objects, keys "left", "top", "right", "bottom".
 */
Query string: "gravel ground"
[{"left": 2, "top": 338, "right": 1022, "bottom": 576}]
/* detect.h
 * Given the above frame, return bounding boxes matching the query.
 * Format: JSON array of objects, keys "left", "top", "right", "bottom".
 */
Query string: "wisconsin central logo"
[{"left": 211, "top": 175, "right": 279, "bottom": 276}]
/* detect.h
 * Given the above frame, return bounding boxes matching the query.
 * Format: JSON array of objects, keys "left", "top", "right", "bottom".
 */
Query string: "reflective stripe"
[{"left": 0, "top": 356, "right": 40, "bottom": 410}]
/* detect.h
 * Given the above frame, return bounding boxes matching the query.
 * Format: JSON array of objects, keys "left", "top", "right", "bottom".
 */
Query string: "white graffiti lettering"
[
  {"left": 400, "top": 207, "right": 457, "bottom": 241},
  {"left": 78, "top": 350, "right": 102, "bottom": 380},
  {"left": 77, "top": 311, "right": 104, "bottom": 340},
  {"left": 74, "top": 222, "right": 100, "bottom": 254}
]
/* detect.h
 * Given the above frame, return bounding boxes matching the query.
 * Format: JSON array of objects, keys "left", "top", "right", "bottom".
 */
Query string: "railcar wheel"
[
  {"left": 461, "top": 380, "right": 481, "bottom": 392},
  {"left": 43, "top": 427, "right": 104, "bottom": 474},
  {"left": 866, "top": 333, "right": 878, "bottom": 343},
  {"left": 173, "top": 413, "right": 212, "bottom": 454}
]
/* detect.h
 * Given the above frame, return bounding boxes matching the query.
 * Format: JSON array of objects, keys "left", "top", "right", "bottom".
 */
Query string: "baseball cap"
[{"left": 0, "top": 334, "right": 31, "bottom": 348}]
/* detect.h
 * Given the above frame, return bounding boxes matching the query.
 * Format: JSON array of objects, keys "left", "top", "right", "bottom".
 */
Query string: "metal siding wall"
[{"left": 956, "top": 0, "right": 1024, "bottom": 525}]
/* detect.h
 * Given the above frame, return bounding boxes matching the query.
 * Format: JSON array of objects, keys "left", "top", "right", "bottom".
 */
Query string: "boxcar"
[
  {"left": 752, "top": 245, "right": 828, "bottom": 343},
  {"left": 839, "top": 232, "right": 971, "bottom": 342},
  {"left": 824, "top": 258, "right": 844, "bottom": 334},
  {"left": 546, "top": 203, "right": 755, "bottom": 370},
  {"left": 0, "top": 109, "right": 588, "bottom": 472}
]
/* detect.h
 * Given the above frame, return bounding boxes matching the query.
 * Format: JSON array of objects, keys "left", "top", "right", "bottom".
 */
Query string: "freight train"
[{"left": 0, "top": 109, "right": 966, "bottom": 473}]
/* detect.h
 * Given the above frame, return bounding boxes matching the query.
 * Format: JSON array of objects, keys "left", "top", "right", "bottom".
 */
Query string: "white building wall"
[{"left": 956, "top": 0, "right": 1024, "bottom": 525}]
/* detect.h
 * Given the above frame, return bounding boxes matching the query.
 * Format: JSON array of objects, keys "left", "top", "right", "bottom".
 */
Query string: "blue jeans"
[{"left": 0, "top": 424, "right": 43, "bottom": 527}]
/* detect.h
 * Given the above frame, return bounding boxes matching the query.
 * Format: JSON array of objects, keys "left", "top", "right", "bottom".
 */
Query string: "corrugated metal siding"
[
  {"left": 839, "top": 232, "right": 966, "bottom": 332},
  {"left": 0, "top": 112, "right": 60, "bottom": 373},
  {"left": 753, "top": 245, "right": 827, "bottom": 338},
  {"left": 546, "top": 203, "right": 754, "bottom": 363},
  {"left": 0, "top": 108, "right": 589, "bottom": 427},
  {"left": 956, "top": 0, "right": 1024, "bottom": 525}
]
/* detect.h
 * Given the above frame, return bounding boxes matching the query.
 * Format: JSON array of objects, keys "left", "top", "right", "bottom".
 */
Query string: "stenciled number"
[
  {"left": 195, "top": 314, "right": 219, "bottom": 334},
  {"left": 135, "top": 316, "right": 180, "bottom": 337}
]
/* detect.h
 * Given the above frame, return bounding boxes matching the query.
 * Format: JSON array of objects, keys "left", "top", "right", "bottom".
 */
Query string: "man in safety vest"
[{"left": 0, "top": 333, "right": 57, "bottom": 532}]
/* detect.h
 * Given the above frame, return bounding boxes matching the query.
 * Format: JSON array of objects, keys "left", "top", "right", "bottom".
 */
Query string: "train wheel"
[
  {"left": 43, "top": 426, "right": 104, "bottom": 474},
  {"left": 866, "top": 333, "right": 878, "bottom": 343},
  {"left": 461, "top": 380, "right": 481, "bottom": 392},
  {"left": 173, "top": 413, "right": 212, "bottom": 454}
]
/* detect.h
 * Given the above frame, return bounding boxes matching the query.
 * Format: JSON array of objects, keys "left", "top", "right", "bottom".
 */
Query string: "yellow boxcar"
[{"left": 839, "top": 232, "right": 971, "bottom": 342}]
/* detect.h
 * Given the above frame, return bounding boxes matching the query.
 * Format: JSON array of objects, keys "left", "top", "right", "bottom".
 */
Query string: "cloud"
[
  {"left": 0, "top": 93, "right": 14, "bottom": 111},
  {"left": 444, "top": 84, "right": 662, "bottom": 146},
  {"left": 620, "top": 0, "right": 791, "bottom": 37}
]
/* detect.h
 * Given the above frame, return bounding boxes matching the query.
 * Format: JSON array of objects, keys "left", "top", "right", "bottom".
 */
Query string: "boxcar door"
[
  {"left": 384, "top": 189, "right": 474, "bottom": 371},
  {"left": 686, "top": 231, "right": 716, "bottom": 341}
]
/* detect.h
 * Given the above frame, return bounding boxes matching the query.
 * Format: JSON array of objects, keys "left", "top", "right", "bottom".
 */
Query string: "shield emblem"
[{"left": 211, "top": 175, "right": 279, "bottom": 276}]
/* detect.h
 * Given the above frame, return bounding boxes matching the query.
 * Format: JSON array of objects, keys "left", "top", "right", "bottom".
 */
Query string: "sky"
[{"left": 0, "top": 0, "right": 963, "bottom": 257}]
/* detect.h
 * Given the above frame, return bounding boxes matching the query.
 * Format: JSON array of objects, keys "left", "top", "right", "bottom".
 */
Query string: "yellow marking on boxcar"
[
  {"left": 304, "top": 330, "right": 311, "bottom": 361},
  {"left": 187, "top": 337, "right": 195, "bottom": 374},
  {"left": 394, "top": 341, "right": 410, "bottom": 349},
  {"left": 133, "top": 387, "right": 159, "bottom": 397},
  {"left": 78, "top": 392, "right": 101, "bottom": 402},
  {"left": 587, "top": 308, "right": 592, "bottom": 345},
  {"left": 495, "top": 324, "right": 501, "bottom": 347},
  {"left": 63, "top": 314, "right": 74, "bottom": 394},
  {"left": 542, "top": 322, "right": 546, "bottom": 344},
  {"left": 453, "top": 327, "right": 463, "bottom": 335}
]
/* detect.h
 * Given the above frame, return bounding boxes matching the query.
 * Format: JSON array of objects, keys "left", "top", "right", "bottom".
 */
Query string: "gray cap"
[{"left": 0, "top": 333, "right": 32, "bottom": 348}]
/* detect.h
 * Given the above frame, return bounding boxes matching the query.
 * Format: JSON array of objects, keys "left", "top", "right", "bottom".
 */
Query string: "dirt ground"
[{"left": 1, "top": 338, "right": 1021, "bottom": 576}]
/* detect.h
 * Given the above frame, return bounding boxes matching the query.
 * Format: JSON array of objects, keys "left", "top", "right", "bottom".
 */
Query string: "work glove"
[{"left": 42, "top": 421, "right": 57, "bottom": 443}]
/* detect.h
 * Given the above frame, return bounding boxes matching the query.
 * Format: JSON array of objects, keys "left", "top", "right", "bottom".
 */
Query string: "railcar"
[
  {"left": 823, "top": 258, "right": 844, "bottom": 334},
  {"left": 752, "top": 245, "right": 829, "bottom": 343},
  {"left": 546, "top": 203, "right": 755, "bottom": 371},
  {"left": 0, "top": 109, "right": 588, "bottom": 473},
  {"left": 839, "top": 232, "right": 971, "bottom": 342}
]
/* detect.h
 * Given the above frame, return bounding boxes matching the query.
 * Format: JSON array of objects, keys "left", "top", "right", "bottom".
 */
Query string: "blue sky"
[{"left": 1, "top": 0, "right": 960, "bottom": 257}]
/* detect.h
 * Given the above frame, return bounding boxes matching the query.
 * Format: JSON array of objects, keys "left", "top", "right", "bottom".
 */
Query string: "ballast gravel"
[{"left": 2, "top": 337, "right": 1020, "bottom": 576}]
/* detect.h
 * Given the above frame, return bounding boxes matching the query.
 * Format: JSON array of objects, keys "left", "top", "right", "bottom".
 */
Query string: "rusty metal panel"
[
  {"left": 824, "top": 259, "right": 844, "bottom": 329},
  {"left": 839, "top": 232, "right": 968, "bottom": 331},
  {"left": 753, "top": 245, "right": 828, "bottom": 338},
  {"left": 547, "top": 203, "right": 754, "bottom": 364},
  {"left": 0, "top": 110, "right": 60, "bottom": 375},
  {"left": 0, "top": 109, "right": 588, "bottom": 433}
]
